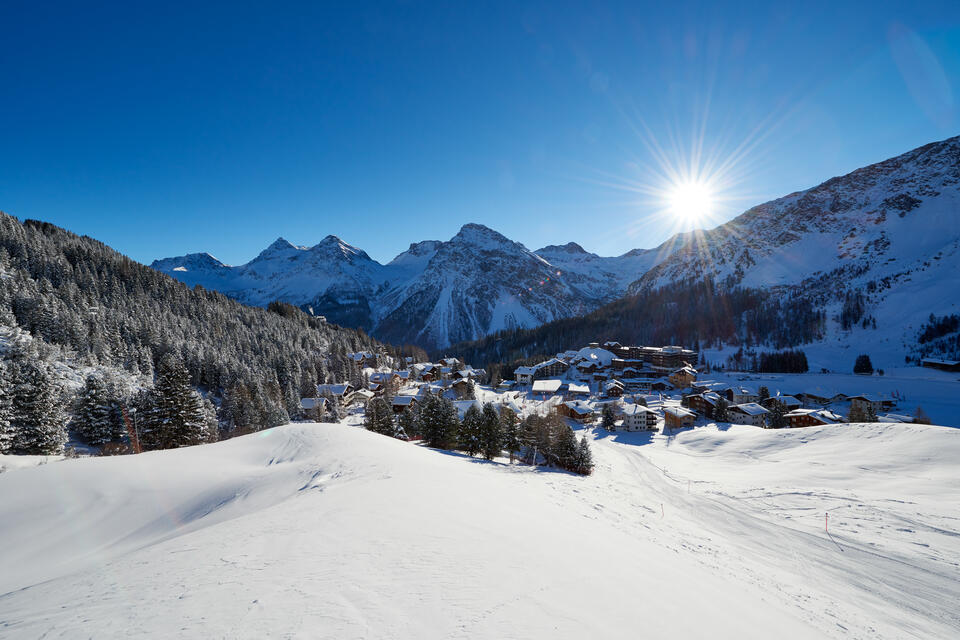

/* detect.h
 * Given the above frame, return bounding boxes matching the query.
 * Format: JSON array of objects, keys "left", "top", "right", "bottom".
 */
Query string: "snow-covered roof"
[
  {"left": 300, "top": 397, "right": 327, "bottom": 410},
  {"left": 849, "top": 394, "right": 885, "bottom": 403},
  {"left": 392, "top": 396, "right": 418, "bottom": 407},
  {"left": 784, "top": 408, "right": 844, "bottom": 423},
  {"left": 570, "top": 346, "right": 616, "bottom": 367},
  {"left": 563, "top": 401, "right": 594, "bottom": 416},
  {"left": 567, "top": 383, "right": 590, "bottom": 394},
  {"left": 621, "top": 404, "right": 656, "bottom": 416},
  {"left": 317, "top": 383, "right": 352, "bottom": 396},
  {"left": 515, "top": 366, "right": 537, "bottom": 376},
  {"left": 879, "top": 413, "right": 914, "bottom": 423},
  {"left": 774, "top": 395, "right": 802, "bottom": 406},
  {"left": 664, "top": 406, "right": 696, "bottom": 419},
  {"left": 532, "top": 379, "right": 563, "bottom": 394},
  {"left": 730, "top": 402, "right": 770, "bottom": 416}
]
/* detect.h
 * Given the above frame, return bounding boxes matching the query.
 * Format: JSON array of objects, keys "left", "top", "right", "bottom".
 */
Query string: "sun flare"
[{"left": 667, "top": 180, "right": 714, "bottom": 223}]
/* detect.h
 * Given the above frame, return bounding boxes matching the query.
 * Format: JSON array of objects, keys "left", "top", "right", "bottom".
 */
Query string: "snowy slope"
[
  {"left": 630, "top": 136, "right": 960, "bottom": 358},
  {"left": 2, "top": 421, "right": 959, "bottom": 638}
]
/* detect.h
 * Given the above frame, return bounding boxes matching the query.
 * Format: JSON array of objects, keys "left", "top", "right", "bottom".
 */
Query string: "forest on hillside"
[{"left": 0, "top": 213, "right": 404, "bottom": 454}]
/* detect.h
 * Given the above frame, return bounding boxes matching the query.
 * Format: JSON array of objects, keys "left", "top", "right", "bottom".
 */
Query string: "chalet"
[
  {"left": 412, "top": 363, "right": 440, "bottom": 382},
  {"left": 531, "top": 379, "right": 564, "bottom": 397},
  {"left": 395, "top": 370, "right": 412, "bottom": 386},
  {"left": 565, "top": 382, "right": 591, "bottom": 399},
  {"left": 450, "top": 377, "right": 474, "bottom": 399},
  {"left": 728, "top": 403, "right": 770, "bottom": 427},
  {"left": 603, "top": 380, "right": 625, "bottom": 397},
  {"left": 798, "top": 387, "right": 847, "bottom": 406},
  {"left": 618, "top": 404, "right": 659, "bottom": 431},
  {"left": 650, "top": 379, "right": 672, "bottom": 392},
  {"left": 664, "top": 406, "right": 696, "bottom": 429},
  {"left": 299, "top": 397, "right": 327, "bottom": 413},
  {"left": 348, "top": 351, "right": 378, "bottom": 368},
  {"left": 668, "top": 366, "right": 697, "bottom": 390},
  {"left": 726, "top": 386, "right": 759, "bottom": 405},
  {"left": 345, "top": 388, "right": 372, "bottom": 406},
  {"left": 784, "top": 408, "right": 845, "bottom": 428},
  {"left": 848, "top": 394, "right": 891, "bottom": 416},
  {"left": 684, "top": 392, "right": 722, "bottom": 419},
  {"left": 391, "top": 395, "right": 419, "bottom": 414},
  {"left": 369, "top": 372, "right": 401, "bottom": 395},
  {"left": 558, "top": 400, "right": 595, "bottom": 423},
  {"left": 439, "top": 366, "right": 453, "bottom": 382},
  {"left": 316, "top": 383, "right": 354, "bottom": 400},
  {"left": 921, "top": 358, "right": 960, "bottom": 372},
  {"left": 514, "top": 365, "right": 537, "bottom": 385},
  {"left": 762, "top": 395, "right": 803, "bottom": 412},
  {"left": 514, "top": 358, "right": 569, "bottom": 384}
]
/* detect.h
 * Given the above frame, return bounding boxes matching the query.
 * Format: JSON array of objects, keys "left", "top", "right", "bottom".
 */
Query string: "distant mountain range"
[{"left": 153, "top": 135, "right": 960, "bottom": 357}]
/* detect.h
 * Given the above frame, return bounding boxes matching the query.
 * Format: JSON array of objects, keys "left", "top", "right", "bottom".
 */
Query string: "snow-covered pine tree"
[
  {"left": 714, "top": 397, "right": 729, "bottom": 422},
  {"left": 575, "top": 435, "right": 594, "bottom": 475},
  {"left": 364, "top": 397, "right": 395, "bottom": 436},
  {"left": 479, "top": 403, "right": 502, "bottom": 461},
  {"left": 141, "top": 353, "right": 214, "bottom": 450},
  {"left": 601, "top": 403, "right": 616, "bottom": 430},
  {"left": 553, "top": 424, "right": 579, "bottom": 472},
  {"left": 0, "top": 361, "right": 13, "bottom": 453},
  {"left": 459, "top": 405, "right": 482, "bottom": 456},
  {"left": 74, "top": 374, "right": 123, "bottom": 445},
  {"left": 500, "top": 407, "right": 520, "bottom": 463},
  {"left": 398, "top": 404, "right": 421, "bottom": 440},
  {"left": 9, "top": 360, "right": 67, "bottom": 455}
]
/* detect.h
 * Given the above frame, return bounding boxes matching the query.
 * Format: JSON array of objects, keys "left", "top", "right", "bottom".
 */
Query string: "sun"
[{"left": 667, "top": 180, "right": 714, "bottom": 224}]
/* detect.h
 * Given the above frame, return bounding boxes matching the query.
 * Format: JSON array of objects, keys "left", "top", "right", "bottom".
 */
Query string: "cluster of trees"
[
  {"left": 0, "top": 212, "right": 394, "bottom": 453},
  {"left": 363, "top": 395, "right": 593, "bottom": 475},
  {"left": 757, "top": 349, "right": 809, "bottom": 373},
  {"left": 918, "top": 313, "right": 960, "bottom": 345},
  {"left": 441, "top": 280, "right": 826, "bottom": 372},
  {"left": 853, "top": 354, "right": 874, "bottom": 375}
]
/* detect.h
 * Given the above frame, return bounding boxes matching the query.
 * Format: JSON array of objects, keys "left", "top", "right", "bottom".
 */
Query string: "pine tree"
[
  {"left": 364, "top": 397, "right": 395, "bottom": 436},
  {"left": 0, "top": 362, "right": 14, "bottom": 454},
  {"left": 714, "top": 397, "right": 729, "bottom": 422},
  {"left": 500, "top": 407, "right": 520, "bottom": 463},
  {"left": 479, "top": 403, "right": 502, "bottom": 461},
  {"left": 398, "top": 404, "right": 421, "bottom": 440},
  {"left": 853, "top": 354, "right": 874, "bottom": 375},
  {"left": 420, "top": 395, "right": 459, "bottom": 449},
  {"left": 769, "top": 402, "right": 787, "bottom": 428},
  {"left": 459, "top": 405, "right": 482, "bottom": 456},
  {"left": 601, "top": 403, "right": 616, "bottom": 430},
  {"left": 553, "top": 425, "right": 579, "bottom": 471},
  {"left": 74, "top": 374, "right": 123, "bottom": 445},
  {"left": 758, "top": 386, "right": 770, "bottom": 403},
  {"left": 140, "top": 353, "right": 214, "bottom": 450},
  {"left": 575, "top": 435, "right": 594, "bottom": 475},
  {"left": 9, "top": 361, "right": 67, "bottom": 455}
]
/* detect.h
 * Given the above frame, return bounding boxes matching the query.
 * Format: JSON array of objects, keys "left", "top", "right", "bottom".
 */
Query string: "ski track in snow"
[{"left": 0, "top": 421, "right": 958, "bottom": 639}]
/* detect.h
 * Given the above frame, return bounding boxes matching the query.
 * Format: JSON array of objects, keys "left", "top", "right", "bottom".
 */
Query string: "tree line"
[{"left": 363, "top": 394, "right": 594, "bottom": 475}]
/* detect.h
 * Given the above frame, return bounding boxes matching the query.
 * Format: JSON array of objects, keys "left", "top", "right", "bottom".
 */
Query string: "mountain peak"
[
  {"left": 253, "top": 237, "right": 302, "bottom": 261},
  {"left": 451, "top": 223, "right": 515, "bottom": 249},
  {"left": 537, "top": 242, "right": 589, "bottom": 255}
]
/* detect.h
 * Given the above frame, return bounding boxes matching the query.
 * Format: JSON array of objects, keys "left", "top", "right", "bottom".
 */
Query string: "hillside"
[
  {"left": 1, "top": 421, "right": 957, "bottom": 638},
  {"left": 0, "top": 213, "right": 386, "bottom": 444}
]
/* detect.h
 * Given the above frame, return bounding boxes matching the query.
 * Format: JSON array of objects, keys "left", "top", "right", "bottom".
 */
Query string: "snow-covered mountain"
[
  {"left": 629, "top": 135, "right": 960, "bottom": 360},
  {"left": 153, "top": 135, "right": 960, "bottom": 354},
  {"left": 152, "top": 224, "right": 658, "bottom": 349}
]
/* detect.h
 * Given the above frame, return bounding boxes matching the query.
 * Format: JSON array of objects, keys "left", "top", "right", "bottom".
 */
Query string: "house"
[
  {"left": 603, "top": 379, "right": 625, "bottom": 397},
  {"left": 514, "top": 365, "right": 537, "bottom": 385},
  {"left": 848, "top": 394, "right": 889, "bottom": 417},
  {"left": 450, "top": 377, "right": 474, "bottom": 399},
  {"left": 299, "top": 396, "right": 327, "bottom": 414},
  {"left": 316, "top": 383, "right": 354, "bottom": 399},
  {"left": 558, "top": 400, "right": 595, "bottom": 423},
  {"left": 348, "top": 351, "right": 378, "bottom": 368},
  {"left": 799, "top": 387, "right": 847, "bottom": 406},
  {"left": 762, "top": 395, "right": 802, "bottom": 412},
  {"left": 684, "top": 392, "right": 722, "bottom": 418},
  {"left": 668, "top": 366, "right": 697, "bottom": 389},
  {"left": 369, "top": 372, "right": 401, "bottom": 395},
  {"left": 650, "top": 379, "right": 672, "bottom": 392},
  {"left": 618, "top": 404, "right": 659, "bottom": 431},
  {"left": 726, "top": 386, "right": 759, "bottom": 405},
  {"left": 784, "top": 408, "right": 845, "bottom": 428},
  {"left": 391, "top": 395, "right": 419, "bottom": 414},
  {"left": 350, "top": 388, "right": 375, "bottom": 405},
  {"left": 565, "top": 382, "right": 591, "bottom": 399},
  {"left": 921, "top": 358, "right": 960, "bottom": 372},
  {"left": 728, "top": 403, "right": 770, "bottom": 427},
  {"left": 664, "top": 406, "right": 696, "bottom": 429},
  {"left": 531, "top": 379, "right": 564, "bottom": 397}
]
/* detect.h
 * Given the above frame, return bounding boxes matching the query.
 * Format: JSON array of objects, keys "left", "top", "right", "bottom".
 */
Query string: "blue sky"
[{"left": 1, "top": 1, "right": 958, "bottom": 265}]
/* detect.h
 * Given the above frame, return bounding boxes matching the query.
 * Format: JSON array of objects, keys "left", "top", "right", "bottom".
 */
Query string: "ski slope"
[{"left": 1, "top": 421, "right": 958, "bottom": 638}]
